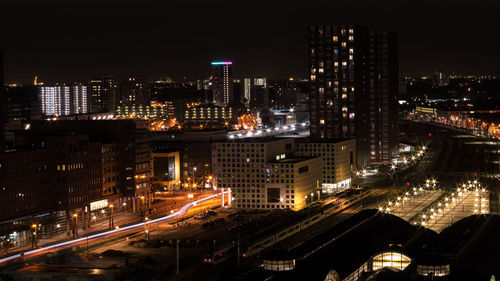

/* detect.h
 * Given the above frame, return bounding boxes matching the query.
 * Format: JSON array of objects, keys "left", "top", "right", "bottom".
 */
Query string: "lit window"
[
  {"left": 341, "top": 42, "right": 347, "bottom": 48},
  {"left": 342, "top": 61, "right": 347, "bottom": 67},
  {"left": 320, "top": 119, "right": 325, "bottom": 125},
  {"left": 342, "top": 94, "right": 347, "bottom": 99},
  {"left": 334, "top": 62, "right": 338, "bottom": 67},
  {"left": 332, "top": 36, "right": 338, "bottom": 42},
  {"left": 319, "top": 68, "right": 324, "bottom": 73},
  {"left": 348, "top": 35, "right": 354, "bottom": 41},
  {"left": 349, "top": 48, "right": 354, "bottom": 54},
  {"left": 310, "top": 75, "right": 316, "bottom": 81},
  {"left": 349, "top": 28, "right": 354, "bottom": 34}
]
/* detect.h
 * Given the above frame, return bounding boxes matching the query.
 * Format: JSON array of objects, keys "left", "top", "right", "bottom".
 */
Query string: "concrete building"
[
  {"left": 213, "top": 138, "right": 322, "bottom": 211},
  {"left": 89, "top": 77, "right": 118, "bottom": 114},
  {"left": 295, "top": 138, "right": 356, "bottom": 193},
  {"left": 152, "top": 151, "right": 181, "bottom": 191},
  {"left": 183, "top": 103, "right": 235, "bottom": 124},
  {"left": 115, "top": 102, "right": 175, "bottom": 119},
  {"left": 101, "top": 142, "right": 120, "bottom": 197},
  {"left": 119, "top": 77, "right": 151, "bottom": 106},
  {"left": 39, "top": 85, "right": 90, "bottom": 116},
  {"left": 211, "top": 61, "right": 234, "bottom": 106},
  {"left": 308, "top": 25, "right": 399, "bottom": 167},
  {"left": 150, "top": 129, "right": 226, "bottom": 188}
]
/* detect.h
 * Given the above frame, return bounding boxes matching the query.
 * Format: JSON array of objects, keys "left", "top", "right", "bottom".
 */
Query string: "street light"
[
  {"left": 140, "top": 196, "right": 145, "bottom": 220},
  {"left": 109, "top": 204, "right": 114, "bottom": 229},
  {"left": 73, "top": 213, "right": 78, "bottom": 239},
  {"left": 31, "top": 224, "right": 37, "bottom": 248}
]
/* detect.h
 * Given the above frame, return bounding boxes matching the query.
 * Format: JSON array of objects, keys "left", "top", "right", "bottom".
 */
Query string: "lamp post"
[
  {"left": 108, "top": 204, "right": 114, "bottom": 229},
  {"left": 192, "top": 167, "right": 197, "bottom": 190},
  {"left": 73, "top": 213, "right": 78, "bottom": 239},
  {"left": 140, "top": 196, "right": 145, "bottom": 221},
  {"left": 144, "top": 217, "right": 150, "bottom": 240},
  {"left": 31, "top": 224, "right": 37, "bottom": 248}
]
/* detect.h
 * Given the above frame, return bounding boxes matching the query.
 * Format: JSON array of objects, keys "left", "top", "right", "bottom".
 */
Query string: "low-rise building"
[
  {"left": 294, "top": 138, "right": 356, "bottom": 193},
  {"left": 213, "top": 138, "right": 322, "bottom": 211},
  {"left": 152, "top": 150, "right": 181, "bottom": 191}
]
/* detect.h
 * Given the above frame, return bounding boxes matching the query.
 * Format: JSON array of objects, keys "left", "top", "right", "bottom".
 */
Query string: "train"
[{"left": 202, "top": 189, "right": 374, "bottom": 264}]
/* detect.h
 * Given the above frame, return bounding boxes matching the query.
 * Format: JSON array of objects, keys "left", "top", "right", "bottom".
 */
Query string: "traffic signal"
[{"left": 428, "top": 133, "right": 432, "bottom": 137}]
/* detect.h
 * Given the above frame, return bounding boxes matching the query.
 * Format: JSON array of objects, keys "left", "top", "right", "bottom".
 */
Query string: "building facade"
[
  {"left": 39, "top": 85, "right": 90, "bottom": 116},
  {"left": 308, "top": 25, "right": 398, "bottom": 167},
  {"left": 211, "top": 61, "right": 234, "bottom": 106},
  {"left": 295, "top": 138, "right": 356, "bottom": 193},
  {"left": 119, "top": 77, "right": 151, "bottom": 106},
  {"left": 89, "top": 77, "right": 118, "bottom": 114},
  {"left": 213, "top": 138, "right": 322, "bottom": 211},
  {"left": 152, "top": 151, "right": 181, "bottom": 191}
]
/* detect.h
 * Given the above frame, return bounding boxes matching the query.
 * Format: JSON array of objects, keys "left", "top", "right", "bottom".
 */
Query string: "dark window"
[
  {"left": 299, "top": 166, "right": 309, "bottom": 174},
  {"left": 267, "top": 188, "right": 280, "bottom": 203}
]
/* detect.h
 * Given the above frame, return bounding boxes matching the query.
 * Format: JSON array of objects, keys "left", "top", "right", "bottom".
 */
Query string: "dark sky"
[{"left": 2, "top": 0, "right": 500, "bottom": 83}]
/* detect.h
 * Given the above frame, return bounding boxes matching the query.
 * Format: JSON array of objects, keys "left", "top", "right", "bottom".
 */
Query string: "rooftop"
[
  {"left": 267, "top": 156, "right": 318, "bottom": 164},
  {"left": 294, "top": 137, "right": 353, "bottom": 143}
]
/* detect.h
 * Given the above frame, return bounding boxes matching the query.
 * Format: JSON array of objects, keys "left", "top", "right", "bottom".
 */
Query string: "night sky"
[{"left": 2, "top": 0, "right": 500, "bottom": 83}]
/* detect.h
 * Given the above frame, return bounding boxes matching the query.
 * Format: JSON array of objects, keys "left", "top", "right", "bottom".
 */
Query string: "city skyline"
[{"left": 2, "top": 0, "right": 500, "bottom": 83}]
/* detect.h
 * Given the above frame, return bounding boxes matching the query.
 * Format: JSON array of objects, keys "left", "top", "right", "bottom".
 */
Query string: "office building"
[
  {"left": 39, "top": 85, "right": 90, "bottom": 116},
  {"left": 4, "top": 85, "right": 42, "bottom": 123},
  {"left": 115, "top": 102, "right": 175, "bottom": 119},
  {"left": 152, "top": 150, "right": 181, "bottom": 191},
  {"left": 89, "top": 77, "right": 118, "bottom": 113},
  {"left": 119, "top": 77, "right": 151, "bottom": 106},
  {"left": 150, "top": 129, "right": 227, "bottom": 186},
  {"left": 308, "top": 25, "right": 398, "bottom": 167},
  {"left": 295, "top": 138, "right": 356, "bottom": 193},
  {"left": 244, "top": 77, "right": 269, "bottom": 111},
  {"left": 213, "top": 138, "right": 322, "bottom": 211},
  {"left": 211, "top": 61, "right": 234, "bottom": 106},
  {"left": 183, "top": 103, "right": 235, "bottom": 124}
]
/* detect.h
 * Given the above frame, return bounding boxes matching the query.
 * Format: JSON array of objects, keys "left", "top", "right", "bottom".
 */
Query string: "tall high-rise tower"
[
  {"left": 308, "top": 25, "right": 398, "bottom": 167},
  {"left": 211, "top": 61, "right": 234, "bottom": 106},
  {"left": 89, "top": 77, "right": 118, "bottom": 113},
  {"left": 0, "top": 51, "right": 5, "bottom": 166}
]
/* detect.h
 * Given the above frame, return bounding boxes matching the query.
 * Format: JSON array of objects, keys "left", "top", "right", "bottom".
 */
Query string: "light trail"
[{"left": 0, "top": 192, "right": 229, "bottom": 265}]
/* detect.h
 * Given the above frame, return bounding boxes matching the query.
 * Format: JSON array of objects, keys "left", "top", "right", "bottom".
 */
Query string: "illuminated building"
[
  {"left": 211, "top": 61, "right": 234, "bottom": 106},
  {"left": 213, "top": 138, "right": 322, "bottom": 210},
  {"left": 309, "top": 25, "right": 399, "bottom": 167},
  {"left": 150, "top": 129, "right": 227, "bottom": 184},
  {"left": 119, "top": 77, "right": 151, "bottom": 106},
  {"left": 89, "top": 77, "right": 118, "bottom": 113},
  {"left": 183, "top": 104, "right": 234, "bottom": 124},
  {"left": 152, "top": 151, "right": 181, "bottom": 191},
  {"left": 39, "top": 85, "right": 90, "bottom": 116},
  {"left": 115, "top": 102, "right": 175, "bottom": 119},
  {"left": 244, "top": 77, "right": 267, "bottom": 101},
  {"left": 295, "top": 138, "right": 356, "bottom": 193}
]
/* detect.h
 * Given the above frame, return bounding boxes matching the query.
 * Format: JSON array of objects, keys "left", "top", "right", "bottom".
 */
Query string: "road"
[{"left": 0, "top": 191, "right": 229, "bottom": 267}]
